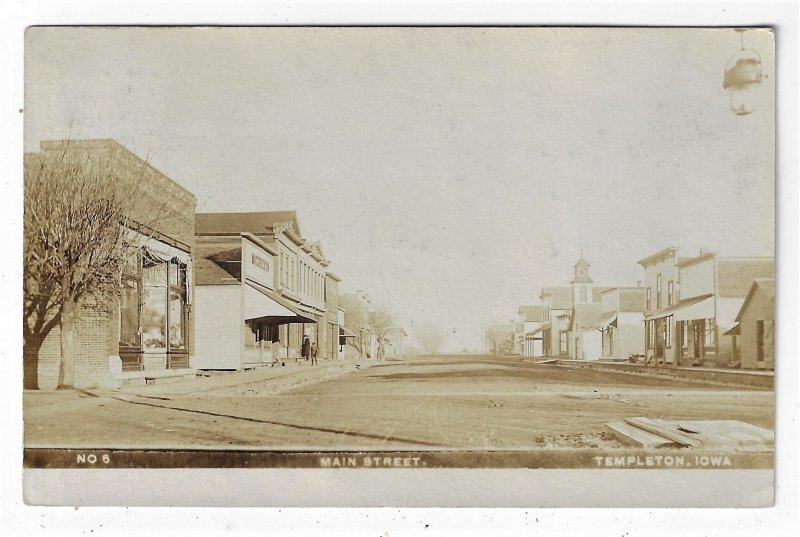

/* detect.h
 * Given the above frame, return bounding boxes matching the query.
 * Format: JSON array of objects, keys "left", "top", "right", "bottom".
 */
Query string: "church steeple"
[{"left": 571, "top": 254, "right": 594, "bottom": 303}]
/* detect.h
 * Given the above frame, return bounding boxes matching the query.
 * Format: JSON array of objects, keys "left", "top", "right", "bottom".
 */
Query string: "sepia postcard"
[{"left": 20, "top": 25, "right": 778, "bottom": 508}]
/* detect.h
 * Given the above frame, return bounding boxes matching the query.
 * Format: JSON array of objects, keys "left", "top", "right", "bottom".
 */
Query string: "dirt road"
[{"left": 24, "top": 355, "right": 773, "bottom": 450}]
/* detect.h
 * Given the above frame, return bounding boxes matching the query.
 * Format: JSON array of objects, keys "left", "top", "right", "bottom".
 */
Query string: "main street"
[{"left": 24, "top": 355, "right": 773, "bottom": 451}]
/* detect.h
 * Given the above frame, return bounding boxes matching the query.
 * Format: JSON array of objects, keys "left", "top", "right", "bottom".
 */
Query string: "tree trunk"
[
  {"left": 23, "top": 337, "right": 44, "bottom": 390},
  {"left": 58, "top": 297, "right": 79, "bottom": 389}
]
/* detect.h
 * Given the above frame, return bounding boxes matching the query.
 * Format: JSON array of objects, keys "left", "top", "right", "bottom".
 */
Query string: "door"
[
  {"left": 693, "top": 320, "right": 703, "bottom": 359},
  {"left": 654, "top": 318, "right": 664, "bottom": 360},
  {"left": 756, "top": 320, "right": 765, "bottom": 363}
]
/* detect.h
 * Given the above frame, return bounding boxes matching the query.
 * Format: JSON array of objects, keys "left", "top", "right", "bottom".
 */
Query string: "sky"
[{"left": 24, "top": 27, "right": 775, "bottom": 352}]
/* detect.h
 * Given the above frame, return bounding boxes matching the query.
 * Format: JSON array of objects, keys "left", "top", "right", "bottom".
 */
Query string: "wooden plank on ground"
[
  {"left": 605, "top": 422, "right": 683, "bottom": 448},
  {"left": 677, "top": 420, "right": 774, "bottom": 449},
  {"left": 624, "top": 417, "right": 703, "bottom": 448}
]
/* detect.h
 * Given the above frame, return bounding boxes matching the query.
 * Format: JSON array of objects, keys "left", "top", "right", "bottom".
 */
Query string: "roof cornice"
[{"left": 637, "top": 247, "right": 677, "bottom": 266}]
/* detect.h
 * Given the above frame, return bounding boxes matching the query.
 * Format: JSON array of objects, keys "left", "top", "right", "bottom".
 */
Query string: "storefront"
[
  {"left": 23, "top": 139, "right": 197, "bottom": 390},
  {"left": 118, "top": 238, "right": 192, "bottom": 372},
  {"left": 194, "top": 233, "right": 315, "bottom": 370}
]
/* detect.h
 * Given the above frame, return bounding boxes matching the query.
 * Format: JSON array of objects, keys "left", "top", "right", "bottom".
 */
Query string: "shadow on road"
[
  {"left": 369, "top": 369, "right": 525, "bottom": 381},
  {"left": 109, "top": 395, "right": 441, "bottom": 448}
]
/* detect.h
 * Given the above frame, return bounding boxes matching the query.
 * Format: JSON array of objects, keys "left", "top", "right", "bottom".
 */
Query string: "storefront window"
[
  {"left": 704, "top": 318, "right": 716, "bottom": 348},
  {"left": 142, "top": 286, "right": 167, "bottom": 349},
  {"left": 169, "top": 262, "right": 180, "bottom": 287},
  {"left": 120, "top": 278, "right": 140, "bottom": 348},
  {"left": 169, "top": 289, "right": 185, "bottom": 349},
  {"left": 665, "top": 316, "right": 672, "bottom": 348},
  {"left": 137, "top": 254, "right": 189, "bottom": 353}
]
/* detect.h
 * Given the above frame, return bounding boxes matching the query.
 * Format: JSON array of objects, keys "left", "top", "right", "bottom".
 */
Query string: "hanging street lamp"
[{"left": 723, "top": 28, "right": 765, "bottom": 116}]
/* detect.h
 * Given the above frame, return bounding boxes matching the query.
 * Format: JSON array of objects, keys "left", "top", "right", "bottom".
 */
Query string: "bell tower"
[{"left": 571, "top": 252, "right": 594, "bottom": 304}]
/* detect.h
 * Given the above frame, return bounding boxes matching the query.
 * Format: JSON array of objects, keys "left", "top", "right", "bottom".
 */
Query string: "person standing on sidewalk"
[
  {"left": 310, "top": 342, "right": 318, "bottom": 366},
  {"left": 301, "top": 335, "right": 311, "bottom": 363}
]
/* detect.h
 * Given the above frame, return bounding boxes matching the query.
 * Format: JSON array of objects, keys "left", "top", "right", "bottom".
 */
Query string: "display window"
[{"left": 119, "top": 247, "right": 189, "bottom": 369}]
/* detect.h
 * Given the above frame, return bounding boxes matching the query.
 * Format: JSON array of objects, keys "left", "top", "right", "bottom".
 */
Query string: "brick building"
[{"left": 24, "top": 140, "right": 196, "bottom": 389}]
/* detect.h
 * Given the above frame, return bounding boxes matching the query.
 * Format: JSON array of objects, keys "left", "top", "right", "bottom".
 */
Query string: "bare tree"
[
  {"left": 415, "top": 322, "right": 445, "bottom": 355},
  {"left": 23, "top": 141, "right": 174, "bottom": 389},
  {"left": 486, "top": 325, "right": 514, "bottom": 357},
  {"left": 369, "top": 310, "right": 393, "bottom": 361},
  {"left": 339, "top": 293, "right": 365, "bottom": 354}
]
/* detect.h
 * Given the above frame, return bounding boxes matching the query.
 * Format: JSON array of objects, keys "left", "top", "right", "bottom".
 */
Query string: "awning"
[
  {"left": 339, "top": 326, "right": 357, "bottom": 338},
  {"left": 295, "top": 302, "right": 324, "bottom": 317},
  {"left": 142, "top": 238, "right": 192, "bottom": 265},
  {"left": 595, "top": 312, "right": 617, "bottom": 329},
  {"left": 244, "top": 283, "right": 316, "bottom": 324},
  {"left": 644, "top": 294, "right": 714, "bottom": 321},
  {"left": 527, "top": 326, "right": 544, "bottom": 336},
  {"left": 724, "top": 323, "right": 741, "bottom": 336}
]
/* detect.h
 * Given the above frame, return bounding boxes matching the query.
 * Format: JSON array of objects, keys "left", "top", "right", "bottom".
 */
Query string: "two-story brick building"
[{"left": 24, "top": 139, "right": 196, "bottom": 389}]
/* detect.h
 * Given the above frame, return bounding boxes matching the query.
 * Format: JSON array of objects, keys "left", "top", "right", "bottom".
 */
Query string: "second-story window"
[
  {"left": 656, "top": 275, "right": 662, "bottom": 308},
  {"left": 646, "top": 288, "right": 652, "bottom": 310},
  {"left": 668, "top": 280, "right": 674, "bottom": 306}
]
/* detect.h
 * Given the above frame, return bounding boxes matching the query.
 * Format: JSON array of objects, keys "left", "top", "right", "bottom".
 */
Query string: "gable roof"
[
  {"left": 387, "top": 327, "right": 408, "bottom": 337},
  {"left": 196, "top": 211, "right": 299, "bottom": 236},
  {"left": 592, "top": 287, "right": 612, "bottom": 302},
  {"left": 540, "top": 287, "right": 573, "bottom": 309},
  {"left": 718, "top": 258, "right": 775, "bottom": 298},
  {"left": 194, "top": 245, "right": 242, "bottom": 284},
  {"left": 568, "top": 303, "right": 602, "bottom": 331},
  {"left": 735, "top": 278, "right": 776, "bottom": 322},
  {"left": 518, "top": 305, "right": 544, "bottom": 322}
]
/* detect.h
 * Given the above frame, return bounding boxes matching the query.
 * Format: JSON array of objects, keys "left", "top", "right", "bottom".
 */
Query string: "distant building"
[
  {"left": 324, "top": 272, "right": 343, "bottom": 360},
  {"left": 383, "top": 327, "right": 408, "bottom": 358},
  {"left": 596, "top": 287, "right": 647, "bottom": 361},
  {"left": 340, "top": 291, "right": 377, "bottom": 359},
  {"left": 539, "top": 287, "right": 573, "bottom": 357},
  {"left": 566, "top": 257, "right": 611, "bottom": 360},
  {"left": 518, "top": 305, "right": 544, "bottom": 357},
  {"left": 726, "top": 278, "right": 775, "bottom": 370},
  {"left": 486, "top": 323, "right": 515, "bottom": 355}
]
